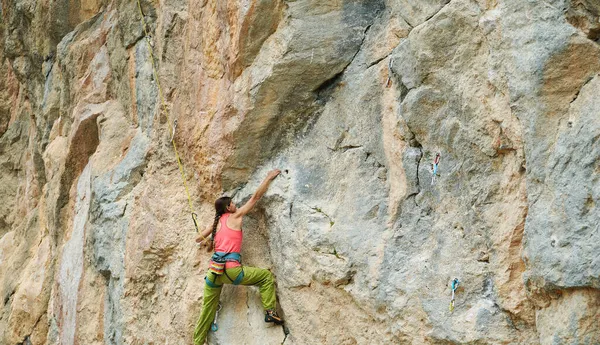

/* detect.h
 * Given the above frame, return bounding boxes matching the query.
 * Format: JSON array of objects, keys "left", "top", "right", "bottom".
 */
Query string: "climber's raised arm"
[{"left": 232, "top": 169, "right": 281, "bottom": 218}]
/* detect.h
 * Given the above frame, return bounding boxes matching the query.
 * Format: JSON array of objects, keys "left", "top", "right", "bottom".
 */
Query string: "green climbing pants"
[{"left": 193, "top": 266, "right": 277, "bottom": 345}]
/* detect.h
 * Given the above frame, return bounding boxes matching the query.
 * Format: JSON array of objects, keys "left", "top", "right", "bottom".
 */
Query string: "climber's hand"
[
  {"left": 267, "top": 169, "right": 281, "bottom": 180},
  {"left": 196, "top": 239, "right": 213, "bottom": 253},
  {"left": 196, "top": 236, "right": 210, "bottom": 247}
]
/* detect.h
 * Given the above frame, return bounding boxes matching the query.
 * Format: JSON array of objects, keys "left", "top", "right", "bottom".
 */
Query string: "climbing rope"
[
  {"left": 449, "top": 278, "right": 459, "bottom": 312},
  {"left": 136, "top": 0, "right": 206, "bottom": 240}
]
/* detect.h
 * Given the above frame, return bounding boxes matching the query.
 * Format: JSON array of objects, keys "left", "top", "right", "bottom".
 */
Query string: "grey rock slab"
[
  {"left": 523, "top": 75, "right": 600, "bottom": 289},
  {"left": 134, "top": 40, "right": 159, "bottom": 136},
  {"left": 90, "top": 130, "right": 149, "bottom": 344},
  {"left": 493, "top": 0, "right": 600, "bottom": 291},
  {"left": 224, "top": 0, "right": 385, "bottom": 189},
  {"left": 57, "top": 163, "right": 92, "bottom": 345}
]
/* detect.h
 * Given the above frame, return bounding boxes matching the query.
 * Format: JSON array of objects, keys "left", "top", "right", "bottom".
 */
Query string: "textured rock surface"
[{"left": 0, "top": 0, "right": 599, "bottom": 344}]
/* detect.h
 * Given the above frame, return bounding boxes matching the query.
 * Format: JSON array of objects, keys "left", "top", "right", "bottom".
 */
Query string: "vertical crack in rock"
[
  {"left": 397, "top": 79, "right": 411, "bottom": 104},
  {"left": 355, "top": 24, "right": 373, "bottom": 60},
  {"left": 403, "top": 125, "right": 424, "bottom": 205},
  {"left": 245, "top": 290, "right": 252, "bottom": 328},
  {"left": 414, "top": 147, "right": 422, "bottom": 195},
  {"left": 4, "top": 289, "right": 16, "bottom": 306}
]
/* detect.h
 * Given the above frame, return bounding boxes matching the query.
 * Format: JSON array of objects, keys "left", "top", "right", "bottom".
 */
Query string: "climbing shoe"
[{"left": 265, "top": 310, "right": 284, "bottom": 325}]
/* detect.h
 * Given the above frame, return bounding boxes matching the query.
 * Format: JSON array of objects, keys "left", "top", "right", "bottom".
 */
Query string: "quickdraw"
[
  {"left": 171, "top": 119, "right": 178, "bottom": 142},
  {"left": 449, "top": 278, "right": 459, "bottom": 312},
  {"left": 211, "top": 302, "right": 222, "bottom": 332},
  {"left": 431, "top": 152, "right": 440, "bottom": 185},
  {"left": 281, "top": 324, "right": 290, "bottom": 344},
  {"left": 386, "top": 58, "right": 394, "bottom": 88}
]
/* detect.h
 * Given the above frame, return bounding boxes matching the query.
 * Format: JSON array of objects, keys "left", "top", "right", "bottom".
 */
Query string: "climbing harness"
[
  {"left": 386, "top": 58, "right": 394, "bottom": 88},
  {"left": 208, "top": 252, "right": 242, "bottom": 277},
  {"left": 211, "top": 303, "right": 222, "bottom": 332},
  {"left": 431, "top": 152, "right": 440, "bottom": 185},
  {"left": 136, "top": 0, "right": 209, "bottom": 242},
  {"left": 205, "top": 252, "right": 245, "bottom": 287},
  {"left": 449, "top": 278, "right": 459, "bottom": 312}
]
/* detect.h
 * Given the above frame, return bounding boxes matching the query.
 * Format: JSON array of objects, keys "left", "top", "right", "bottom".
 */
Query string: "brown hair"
[{"left": 211, "top": 197, "right": 232, "bottom": 250}]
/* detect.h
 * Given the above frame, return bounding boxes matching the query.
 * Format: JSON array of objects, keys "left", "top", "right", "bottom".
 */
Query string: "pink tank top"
[{"left": 214, "top": 213, "right": 242, "bottom": 268}]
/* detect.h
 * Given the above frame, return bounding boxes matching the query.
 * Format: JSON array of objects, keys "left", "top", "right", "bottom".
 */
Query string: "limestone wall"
[{"left": 0, "top": 0, "right": 598, "bottom": 344}]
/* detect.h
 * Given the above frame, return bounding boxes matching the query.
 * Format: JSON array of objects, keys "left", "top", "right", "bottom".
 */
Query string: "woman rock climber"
[{"left": 193, "top": 169, "right": 284, "bottom": 345}]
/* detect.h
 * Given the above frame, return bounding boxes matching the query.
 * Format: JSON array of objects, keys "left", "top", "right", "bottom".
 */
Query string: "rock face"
[{"left": 0, "top": 0, "right": 599, "bottom": 344}]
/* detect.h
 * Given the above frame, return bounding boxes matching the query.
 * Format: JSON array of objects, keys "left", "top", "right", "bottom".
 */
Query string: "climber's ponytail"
[{"left": 211, "top": 197, "right": 232, "bottom": 250}]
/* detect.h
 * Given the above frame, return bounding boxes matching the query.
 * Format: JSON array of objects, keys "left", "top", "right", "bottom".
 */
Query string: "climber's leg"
[
  {"left": 224, "top": 266, "right": 276, "bottom": 309},
  {"left": 222, "top": 266, "right": 283, "bottom": 324},
  {"left": 193, "top": 273, "right": 223, "bottom": 345}
]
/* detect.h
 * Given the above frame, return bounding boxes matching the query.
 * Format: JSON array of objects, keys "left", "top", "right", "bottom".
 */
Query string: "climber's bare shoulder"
[{"left": 227, "top": 211, "right": 243, "bottom": 230}]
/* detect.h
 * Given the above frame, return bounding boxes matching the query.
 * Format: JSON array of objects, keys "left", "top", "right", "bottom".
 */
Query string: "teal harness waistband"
[{"left": 213, "top": 252, "right": 242, "bottom": 263}]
